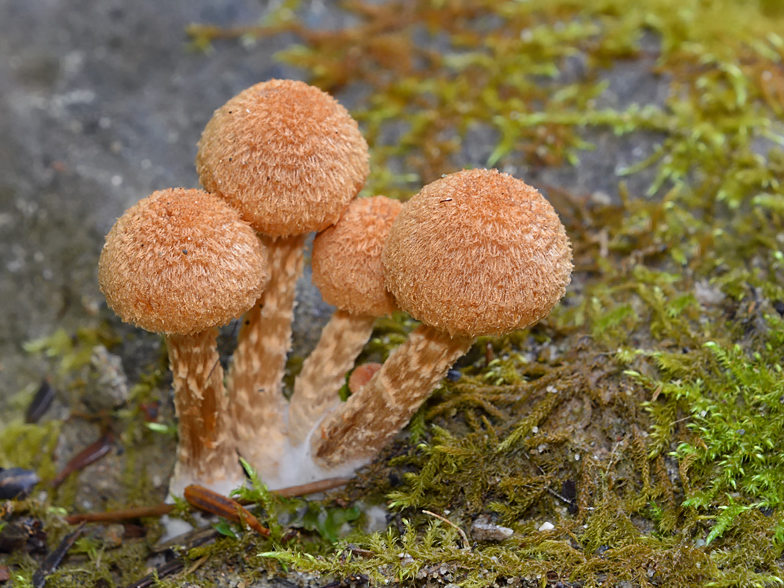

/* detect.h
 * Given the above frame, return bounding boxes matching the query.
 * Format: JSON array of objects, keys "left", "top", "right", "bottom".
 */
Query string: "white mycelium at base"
[{"left": 260, "top": 414, "right": 371, "bottom": 491}]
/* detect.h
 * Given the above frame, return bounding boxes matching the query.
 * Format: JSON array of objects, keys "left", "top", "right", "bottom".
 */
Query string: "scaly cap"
[
  {"left": 312, "top": 196, "right": 402, "bottom": 317},
  {"left": 99, "top": 188, "right": 267, "bottom": 335},
  {"left": 196, "top": 79, "right": 370, "bottom": 237},
  {"left": 383, "top": 169, "right": 572, "bottom": 339}
]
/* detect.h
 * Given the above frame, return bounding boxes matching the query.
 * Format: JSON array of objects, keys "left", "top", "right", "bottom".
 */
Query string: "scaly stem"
[
  {"left": 288, "top": 310, "right": 375, "bottom": 445},
  {"left": 228, "top": 234, "right": 306, "bottom": 478},
  {"left": 312, "top": 324, "right": 472, "bottom": 469},
  {"left": 167, "top": 329, "right": 243, "bottom": 497}
]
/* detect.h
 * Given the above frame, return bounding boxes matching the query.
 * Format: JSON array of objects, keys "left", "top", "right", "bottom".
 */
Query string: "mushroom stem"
[
  {"left": 288, "top": 310, "right": 376, "bottom": 446},
  {"left": 167, "top": 329, "right": 244, "bottom": 497},
  {"left": 228, "top": 233, "right": 306, "bottom": 475},
  {"left": 312, "top": 324, "right": 472, "bottom": 469}
]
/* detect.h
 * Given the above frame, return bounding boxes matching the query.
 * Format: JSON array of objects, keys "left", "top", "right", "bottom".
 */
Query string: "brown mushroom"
[
  {"left": 288, "top": 196, "right": 401, "bottom": 446},
  {"left": 312, "top": 169, "right": 573, "bottom": 469},
  {"left": 98, "top": 188, "right": 267, "bottom": 496},
  {"left": 348, "top": 363, "right": 382, "bottom": 394},
  {"left": 196, "top": 79, "right": 369, "bottom": 475}
]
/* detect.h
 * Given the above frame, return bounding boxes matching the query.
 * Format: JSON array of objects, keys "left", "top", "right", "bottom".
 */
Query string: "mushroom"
[
  {"left": 312, "top": 169, "right": 573, "bottom": 469},
  {"left": 98, "top": 188, "right": 268, "bottom": 497},
  {"left": 288, "top": 196, "right": 402, "bottom": 446},
  {"left": 196, "top": 79, "right": 369, "bottom": 476}
]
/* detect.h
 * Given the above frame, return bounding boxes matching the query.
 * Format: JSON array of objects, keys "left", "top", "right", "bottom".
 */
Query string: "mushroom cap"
[
  {"left": 196, "top": 79, "right": 370, "bottom": 237},
  {"left": 99, "top": 188, "right": 267, "bottom": 336},
  {"left": 383, "top": 169, "right": 572, "bottom": 339},
  {"left": 312, "top": 196, "right": 402, "bottom": 317}
]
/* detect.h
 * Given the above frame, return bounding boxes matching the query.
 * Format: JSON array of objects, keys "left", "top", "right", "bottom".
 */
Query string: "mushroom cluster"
[
  {"left": 98, "top": 79, "right": 573, "bottom": 498},
  {"left": 314, "top": 169, "right": 573, "bottom": 469}
]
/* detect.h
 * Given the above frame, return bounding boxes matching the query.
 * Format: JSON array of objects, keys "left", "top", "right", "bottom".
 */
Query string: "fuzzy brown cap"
[
  {"left": 312, "top": 196, "right": 402, "bottom": 317},
  {"left": 383, "top": 169, "right": 572, "bottom": 339},
  {"left": 99, "top": 188, "right": 267, "bottom": 335},
  {"left": 196, "top": 79, "right": 370, "bottom": 237}
]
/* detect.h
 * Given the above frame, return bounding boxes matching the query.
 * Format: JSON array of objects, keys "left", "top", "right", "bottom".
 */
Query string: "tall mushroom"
[
  {"left": 196, "top": 80, "right": 369, "bottom": 476},
  {"left": 312, "top": 169, "right": 573, "bottom": 469},
  {"left": 98, "top": 188, "right": 268, "bottom": 497},
  {"left": 288, "top": 196, "right": 402, "bottom": 446}
]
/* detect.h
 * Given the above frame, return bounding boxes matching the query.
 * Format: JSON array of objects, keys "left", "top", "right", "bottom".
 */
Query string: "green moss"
[
  {"left": 0, "top": 421, "right": 60, "bottom": 480},
  {"left": 23, "top": 325, "right": 118, "bottom": 378}
]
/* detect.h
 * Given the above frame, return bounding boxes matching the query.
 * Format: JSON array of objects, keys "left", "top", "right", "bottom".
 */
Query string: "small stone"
[
  {"left": 694, "top": 280, "right": 725, "bottom": 306},
  {"left": 0, "top": 467, "right": 40, "bottom": 499},
  {"left": 591, "top": 191, "right": 612, "bottom": 206},
  {"left": 84, "top": 345, "right": 129, "bottom": 411},
  {"left": 538, "top": 521, "right": 555, "bottom": 532},
  {"left": 472, "top": 516, "right": 514, "bottom": 541}
]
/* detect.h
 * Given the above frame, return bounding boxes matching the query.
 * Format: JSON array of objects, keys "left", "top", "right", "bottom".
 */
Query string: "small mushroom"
[
  {"left": 313, "top": 169, "right": 573, "bottom": 469},
  {"left": 98, "top": 188, "right": 267, "bottom": 496},
  {"left": 288, "top": 196, "right": 402, "bottom": 446},
  {"left": 196, "top": 80, "right": 369, "bottom": 475}
]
